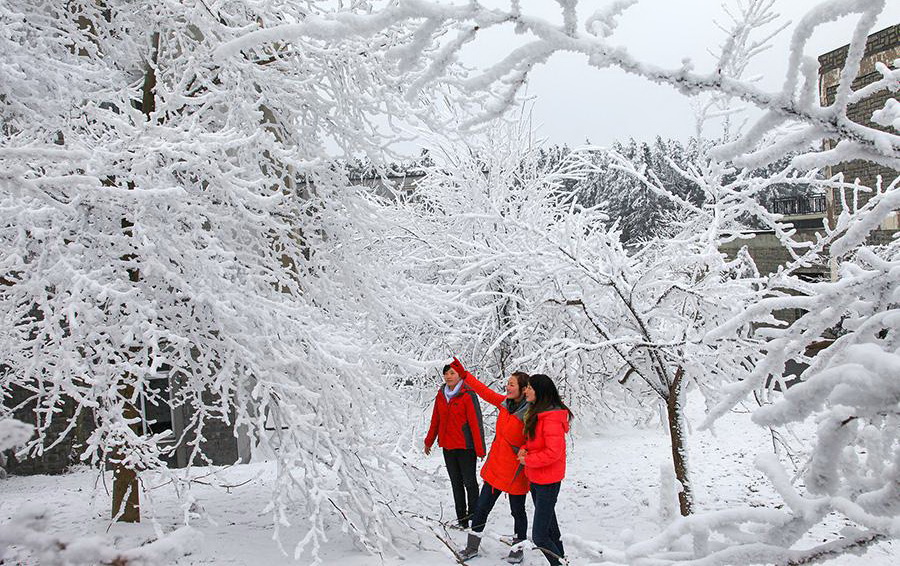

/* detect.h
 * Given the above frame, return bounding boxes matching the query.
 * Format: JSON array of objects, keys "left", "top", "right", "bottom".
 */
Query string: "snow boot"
[
  {"left": 505, "top": 538, "right": 525, "bottom": 564},
  {"left": 458, "top": 533, "right": 481, "bottom": 561}
]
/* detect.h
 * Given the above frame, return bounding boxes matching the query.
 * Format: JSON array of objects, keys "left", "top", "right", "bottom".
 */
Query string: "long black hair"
[{"left": 524, "top": 374, "right": 573, "bottom": 439}]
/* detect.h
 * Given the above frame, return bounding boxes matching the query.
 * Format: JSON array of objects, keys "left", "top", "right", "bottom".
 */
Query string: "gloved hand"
[{"left": 450, "top": 357, "right": 466, "bottom": 378}]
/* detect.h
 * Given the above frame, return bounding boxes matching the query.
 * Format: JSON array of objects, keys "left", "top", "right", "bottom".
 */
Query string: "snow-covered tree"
[
  {"left": 375, "top": 116, "right": 771, "bottom": 520},
  {"left": 377, "top": 119, "right": 584, "bottom": 376},
  {"left": 303, "top": 0, "right": 897, "bottom": 559},
  {"left": 4, "top": 0, "right": 898, "bottom": 563},
  {"left": 220, "top": 0, "right": 899, "bottom": 559},
  {"left": 574, "top": 137, "right": 707, "bottom": 244},
  {"left": 0, "top": 0, "right": 433, "bottom": 561}
]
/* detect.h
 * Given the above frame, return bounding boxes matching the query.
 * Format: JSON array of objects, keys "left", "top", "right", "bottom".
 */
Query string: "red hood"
[{"left": 537, "top": 409, "right": 570, "bottom": 433}]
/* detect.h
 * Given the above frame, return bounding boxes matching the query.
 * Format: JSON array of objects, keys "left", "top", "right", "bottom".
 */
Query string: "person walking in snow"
[
  {"left": 517, "top": 374, "right": 573, "bottom": 566},
  {"left": 424, "top": 363, "right": 486, "bottom": 529},
  {"left": 449, "top": 357, "right": 530, "bottom": 564}
]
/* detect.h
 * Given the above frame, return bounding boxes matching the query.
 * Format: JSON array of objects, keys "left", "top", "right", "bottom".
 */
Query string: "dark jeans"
[
  {"left": 443, "top": 448, "right": 479, "bottom": 526},
  {"left": 530, "top": 482, "right": 564, "bottom": 566},
  {"left": 470, "top": 481, "right": 527, "bottom": 541}
]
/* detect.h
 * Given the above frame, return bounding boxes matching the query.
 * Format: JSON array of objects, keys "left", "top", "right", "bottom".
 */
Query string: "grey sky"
[{"left": 459, "top": 0, "right": 900, "bottom": 148}]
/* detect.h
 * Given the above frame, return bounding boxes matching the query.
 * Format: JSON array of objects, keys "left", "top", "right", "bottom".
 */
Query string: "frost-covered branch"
[
  {"left": 223, "top": 0, "right": 898, "bottom": 168},
  {"left": 0, "top": 0, "right": 446, "bottom": 561}
]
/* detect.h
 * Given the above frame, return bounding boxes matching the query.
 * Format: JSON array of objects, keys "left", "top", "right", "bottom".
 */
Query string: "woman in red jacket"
[
  {"left": 424, "top": 363, "right": 486, "bottom": 529},
  {"left": 517, "top": 374, "right": 573, "bottom": 566},
  {"left": 449, "top": 358, "right": 530, "bottom": 563}
]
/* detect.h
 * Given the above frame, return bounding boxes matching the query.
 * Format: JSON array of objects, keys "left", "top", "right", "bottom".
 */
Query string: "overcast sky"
[{"left": 452, "top": 0, "right": 900, "bottom": 148}]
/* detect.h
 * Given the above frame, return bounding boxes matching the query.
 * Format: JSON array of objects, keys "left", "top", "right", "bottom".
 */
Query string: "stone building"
[
  {"left": 723, "top": 24, "right": 898, "bottom": 284},
  {"left": 818, "top": 23, "right": 899, "bottom": 231},
  {"left": 718, "top": 24, "right": 898, "bottom": 381}
]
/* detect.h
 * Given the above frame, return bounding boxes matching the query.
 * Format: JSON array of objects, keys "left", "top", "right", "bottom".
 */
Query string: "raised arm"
[{"left": 450, "top": 358, "right": 505, "bottom": 407}]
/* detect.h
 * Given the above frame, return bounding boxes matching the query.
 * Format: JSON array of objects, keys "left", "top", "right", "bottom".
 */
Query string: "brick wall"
[
  {"left": 818, "top": 24, "right": 899, "bottom": 74},
  {"left": 818, "top": 25, "right": 899, "bottom": 218}
]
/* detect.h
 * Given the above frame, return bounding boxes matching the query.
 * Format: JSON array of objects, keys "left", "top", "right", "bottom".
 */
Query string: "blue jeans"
[
  {"left": 530, "top": 482, "right": 564, "bottom": 565},
  {"left": 470, "top": 482, "right": 527, "bottom": 541}
]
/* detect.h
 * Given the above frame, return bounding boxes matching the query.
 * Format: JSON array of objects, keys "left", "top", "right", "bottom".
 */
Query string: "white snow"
[
  {"left": 2, "top": 1, "right": 898, "bottom": 565},
  {"left": 2, "top": 393, "right": 896, "bottom": 565}
]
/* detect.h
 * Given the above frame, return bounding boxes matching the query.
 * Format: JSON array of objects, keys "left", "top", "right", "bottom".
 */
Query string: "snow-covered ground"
[{"left": 2, "top": 393, "right": 896, "bottom": 565}]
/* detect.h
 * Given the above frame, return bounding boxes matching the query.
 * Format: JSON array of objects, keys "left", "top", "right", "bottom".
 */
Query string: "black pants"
[
  {"left": 443, "top": 448, "right": 479, "bottom": 526},
  {"left": 531, "top": 482, "right": 564, "bottom": 566},
  {"left": 470, "top": 481, "right": 527, "bottom": 541}
]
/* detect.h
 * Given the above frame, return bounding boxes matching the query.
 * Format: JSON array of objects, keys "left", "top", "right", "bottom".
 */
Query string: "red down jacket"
[
  {"left": 523, "top": 409, "right": 570, "bottom": 485},
  {"left": 424, "top": 380, "right": 486, "bottom": 457},
  {"left": 451, "top": 359, "right": 530, "bottom": 495}
]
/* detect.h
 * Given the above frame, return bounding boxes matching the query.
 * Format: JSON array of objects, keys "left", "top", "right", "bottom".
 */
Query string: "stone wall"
[
  {"left": 2, "top": 383, "right": 96, "bottom": 475},
  {"left": 818, "top": 25, "right": 899, "bottom": 221},
  {"left": 3, "top": 378, "right": 240, "bottom": 475},
  {"left": 720, "top": 230, "right": 828, "bottom": 326},
  {"left": 720, "top": 231, "right": 827, "bottom": 277},
  {"left": 169, "top": 396, "right": 241, "bottom": 469}
]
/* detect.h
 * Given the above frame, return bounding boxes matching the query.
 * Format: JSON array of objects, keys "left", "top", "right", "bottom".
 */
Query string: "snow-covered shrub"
[{"left": 1, "top": 419, "right": 196, "bottom": 564}]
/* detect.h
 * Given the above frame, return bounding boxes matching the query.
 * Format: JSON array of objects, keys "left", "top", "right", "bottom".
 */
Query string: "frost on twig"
[{"left": 222, "top": 0, "right": 900, "bottom": 168}]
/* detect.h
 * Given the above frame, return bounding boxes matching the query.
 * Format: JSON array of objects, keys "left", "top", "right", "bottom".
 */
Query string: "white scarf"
[{"left": 443, "top": 380, "right": 463, "bottom": 402}]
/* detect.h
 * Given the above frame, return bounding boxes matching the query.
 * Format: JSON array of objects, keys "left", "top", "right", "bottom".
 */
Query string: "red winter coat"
[
  {"left": 523, "top": 409, "right": 570, "bottom": 485},
  {"left": 452, "top": 360, "right": 530, "bottom": 495},
  {"left": 424, "top": 381, "right": 486, "bottom": 457}
]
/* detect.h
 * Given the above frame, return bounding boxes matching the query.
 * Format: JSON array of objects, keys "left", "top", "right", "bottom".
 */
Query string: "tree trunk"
[
  {"left": 111, "top": 380, "right": 141, "bottom": 522},
  {"left": 111, "top": 216, "right": 143, "bottom": 523},
  {"left": 111, "top": 458, "right": 140, "bottom": 522},
  {"left": 666, "top": 367, "right": 692, "bottom": 516},
  {"left": 110, "top": 32, "right": 160, "bottom": 523}
]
